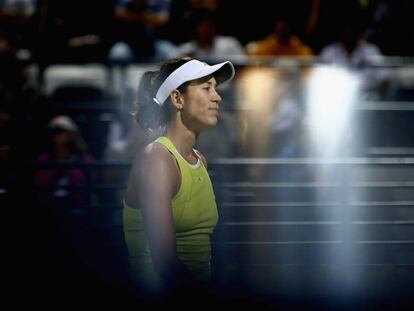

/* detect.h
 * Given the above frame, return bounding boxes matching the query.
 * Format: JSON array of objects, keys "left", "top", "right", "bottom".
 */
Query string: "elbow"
[
  {"left": 152, "top": 253, "right": 192, "bottom": 286},
  {"left": 152, "top": 253, "right": 177, "bottom": 278}
]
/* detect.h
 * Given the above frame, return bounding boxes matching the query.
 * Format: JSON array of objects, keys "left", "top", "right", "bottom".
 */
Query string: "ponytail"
[
  {"left": 132, "top": 71, "right": 169, "bottom": 131},
  {"left": 132, "top": 57, "right": 193, "bottom": 132}
]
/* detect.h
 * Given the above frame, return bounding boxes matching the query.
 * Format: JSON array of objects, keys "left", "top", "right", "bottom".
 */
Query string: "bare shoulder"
[
  {"left": 194, "top": 149, "right": 208, "bottom": 168},
  {"left": 127, "top": 141, "right": 180, "bottom": 202},
  {"left": 126, "top": 140, "right": 181, "bottom": 208},
  {"left": 132, "top": 141, "right": 177, "bottom": 172}
]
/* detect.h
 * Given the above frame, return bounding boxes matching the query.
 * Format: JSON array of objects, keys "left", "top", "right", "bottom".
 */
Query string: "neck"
[{"left": 165, "top": 117, "right": 198, "bottom": 158}]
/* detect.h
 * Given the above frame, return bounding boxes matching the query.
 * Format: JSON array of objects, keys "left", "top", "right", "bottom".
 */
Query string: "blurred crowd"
[
  {"left": 1, "top": 0, "right": 413, "bottom": 65},
  {"left": 1, "top": 0, "right": 413, "bottom": 188}
]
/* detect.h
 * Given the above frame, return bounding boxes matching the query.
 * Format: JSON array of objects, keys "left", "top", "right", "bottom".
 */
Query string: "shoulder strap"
[{"left": 155, "top": 136, "right": 177, "bottom": 156}]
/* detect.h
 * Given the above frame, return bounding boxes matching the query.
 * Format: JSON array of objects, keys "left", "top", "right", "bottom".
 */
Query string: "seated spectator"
[
  {"left": 246, "top": 16, "right": 313, "bottom": 57},
  {"left": 175, "top": 9, "right": 246, "bottom": 62},
  {"left": 268, "top": 74, "right": 305, "bottom": 158},
  {"left": 320, "top": 15, "right": 382, "bottom": 67},
  {"left": 35, "top": 115, "right": 96, "bottom": 214},
  {"left": 109, "top": 0, "right": 177, "bottom": 63},
  {"left": 33, "top": 0, "right": 114, "bottom": 66},
  {"left": 162, "top": 0, "right": 221, "bottom": 45},
  {"left": 144, "top": 0, "right": 173, "bottom": 32},
  {"left": 111, "top": 0, "right": 156, "bottom": 62},
  {"left": 319, "top": 12, "right": 392, "bottom": 93}
]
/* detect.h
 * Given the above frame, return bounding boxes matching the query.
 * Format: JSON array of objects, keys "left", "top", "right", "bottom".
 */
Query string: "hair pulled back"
[{"left": 133, "top": 57, "right": 192, "bottom": 131}]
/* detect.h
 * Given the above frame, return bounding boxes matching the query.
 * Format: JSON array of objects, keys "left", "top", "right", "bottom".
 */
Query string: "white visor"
[{"left": 153, "top": 59, "right": 235, "bottom": 106}]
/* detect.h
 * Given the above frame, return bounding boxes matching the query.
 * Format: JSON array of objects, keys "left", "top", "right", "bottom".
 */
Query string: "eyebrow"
[{"left": 204, "top": 81, "right": 217, "bottom": 87}]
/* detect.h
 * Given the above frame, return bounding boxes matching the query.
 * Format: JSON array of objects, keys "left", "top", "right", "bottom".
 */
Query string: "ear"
[{"left": 170, "top": 90, "right": 183, "bottom": 110}]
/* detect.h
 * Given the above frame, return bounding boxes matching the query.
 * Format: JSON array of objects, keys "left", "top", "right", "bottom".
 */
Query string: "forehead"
[{"left": 187, "top": 74, "right": 217, "bottom": 86}]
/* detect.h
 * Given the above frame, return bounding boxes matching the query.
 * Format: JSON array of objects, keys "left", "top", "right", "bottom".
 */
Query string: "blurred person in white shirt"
[{"left": 175, "top": 9, "right": 246, "bottom": 62}]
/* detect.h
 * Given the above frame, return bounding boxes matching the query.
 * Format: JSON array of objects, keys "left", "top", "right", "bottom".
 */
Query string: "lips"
[{"left": 208, "top": 108, "right": 219, "bottom": 116}]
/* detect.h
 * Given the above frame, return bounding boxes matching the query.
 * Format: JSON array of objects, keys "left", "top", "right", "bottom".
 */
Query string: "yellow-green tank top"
[{"left": 123, "top": 136, "right": 218, "bottom": 291}]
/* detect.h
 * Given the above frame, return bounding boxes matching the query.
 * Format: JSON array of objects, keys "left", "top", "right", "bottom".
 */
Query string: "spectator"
[
  {"left": 175, "top": 9, "right": 246, "bottom": 62},
  {"left": 319, "top": 11, "right": 392, "bottom": 93},
  {"left": 33, "top": 0, "right": 114, "bottom": 66},
  {"left": 162, "top": 0, "right": 221, "bottom": 45},
  {"left": 268, "top": 70, "right": 305, "bottom": 158},
  {"left": 109, "top": 0, "right": 177, "bottom": 63},
  {"left": 246, "top": 16, "right": 313, "bottom": 57},
  {"left": 35, "top": 115, "right": 96, "bottom": 214},
  {"left": 302, "top": 0, "right": 362, "bottom": 54}
]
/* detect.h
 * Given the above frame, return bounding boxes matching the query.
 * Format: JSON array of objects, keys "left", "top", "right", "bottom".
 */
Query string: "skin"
[{"left": 125, "top": 74, "right": 222, "bottom": 285}]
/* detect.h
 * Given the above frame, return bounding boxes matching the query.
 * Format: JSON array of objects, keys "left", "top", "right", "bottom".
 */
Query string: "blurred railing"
[
  {"left": 209, "top": 157, "right": 414, "bottom": 299},
  {"left": 17, "top": 156, "right": 414, "bottom": 301}
]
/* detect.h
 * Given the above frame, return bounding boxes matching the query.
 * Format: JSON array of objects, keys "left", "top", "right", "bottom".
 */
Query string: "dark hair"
[{"left": 133, "top": 57, "right": 193, "bottom": 131}]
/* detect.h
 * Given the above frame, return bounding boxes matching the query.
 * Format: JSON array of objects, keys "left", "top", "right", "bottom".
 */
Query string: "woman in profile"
[{"left": 123, "top": 57, "right": 235, "bottom": 296}]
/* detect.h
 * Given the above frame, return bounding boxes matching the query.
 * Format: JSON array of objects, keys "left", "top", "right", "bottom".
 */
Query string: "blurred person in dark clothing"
[
  {"left": 33, "top": 0, "right": 114, "bottom": 65},
  {"left": 160, "top": 0, "right": 220, "bottom": 45},
  {"left": 35, "top": 115, "right": 96, "bottom": 215}
]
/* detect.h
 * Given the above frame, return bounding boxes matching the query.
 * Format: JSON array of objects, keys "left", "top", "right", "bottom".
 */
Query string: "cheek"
[
  {"left": 195, "top": 103, "right": 210, "bottom": 117},
  {"left": 186, "top": 95, "right": 206, "bottom": 114}
]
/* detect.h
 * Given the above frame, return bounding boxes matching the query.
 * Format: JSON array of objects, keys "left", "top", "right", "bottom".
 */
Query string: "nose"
[{"left": 212, "top": 88, "right": 222, "bottom": 103}]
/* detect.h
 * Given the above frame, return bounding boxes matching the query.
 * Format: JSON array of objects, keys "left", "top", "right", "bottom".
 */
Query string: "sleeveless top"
[{"left": 123, "top": 136, "right": 218, "bottom": 291}]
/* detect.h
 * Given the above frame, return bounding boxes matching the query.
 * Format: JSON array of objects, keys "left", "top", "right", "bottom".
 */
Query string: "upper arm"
[{"left": 126, "top": 143, "right": 180, "bottom": 267}]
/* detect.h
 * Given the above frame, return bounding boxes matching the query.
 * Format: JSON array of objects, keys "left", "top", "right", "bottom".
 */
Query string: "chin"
[
  {"left": 199, "top": 118, "right": 217, "bottom": 131},
  {"left": 208, "top": 117, "right": 218, "bottom": 127}
]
